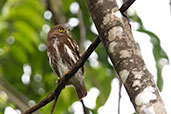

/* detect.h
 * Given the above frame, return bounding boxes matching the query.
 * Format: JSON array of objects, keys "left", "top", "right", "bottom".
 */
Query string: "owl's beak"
[{"left": 66, "top": 30, "right": 70, "bottom": 36}]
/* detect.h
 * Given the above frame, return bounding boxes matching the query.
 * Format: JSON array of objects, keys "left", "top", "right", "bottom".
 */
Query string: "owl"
[{"left": 47, "top": 24, "right": 87, "bottom": 99}]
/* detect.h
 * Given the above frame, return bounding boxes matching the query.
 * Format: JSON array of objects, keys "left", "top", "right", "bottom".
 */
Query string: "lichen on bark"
[{"left": 86, "top": 0, "right": 167, "bottom": 113}]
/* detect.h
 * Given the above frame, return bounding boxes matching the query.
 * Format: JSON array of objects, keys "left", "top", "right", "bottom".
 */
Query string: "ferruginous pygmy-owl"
[{"left": 47, "top": 24, "right": 87, "bottom": 99}]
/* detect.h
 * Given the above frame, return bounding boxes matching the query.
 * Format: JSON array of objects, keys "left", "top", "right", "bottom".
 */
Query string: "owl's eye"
[{"left": 58, "top": 27, "right": 64, "bottom": 33}]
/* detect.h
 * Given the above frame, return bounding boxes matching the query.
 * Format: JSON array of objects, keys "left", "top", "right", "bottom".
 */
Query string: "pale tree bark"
[{"left": 86, "top": 0, "right": 167, "bottom": 114}]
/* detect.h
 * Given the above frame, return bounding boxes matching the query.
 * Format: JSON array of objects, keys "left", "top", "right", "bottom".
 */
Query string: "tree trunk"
[{"left": 86, "top": 0, "right": 167, "bottom": 113}]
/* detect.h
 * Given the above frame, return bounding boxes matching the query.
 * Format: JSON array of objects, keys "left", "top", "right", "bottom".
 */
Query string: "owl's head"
[{"left": 48, "top": 24, "right": 71, "bottom": 37}]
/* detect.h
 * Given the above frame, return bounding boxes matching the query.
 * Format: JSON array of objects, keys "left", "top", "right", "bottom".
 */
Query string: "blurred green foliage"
[
  {"left": 0, "top": 0, "right": 113, "bottom": 113},
  {"left": 0, "top": 0, "right": 168, "bottom": 114}
]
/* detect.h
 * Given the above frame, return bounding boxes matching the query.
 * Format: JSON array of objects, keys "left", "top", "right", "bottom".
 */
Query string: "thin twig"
[
  {"left": 118, "top": 81, "right": 122, "bottom": 114},
  {"left": 113, "top": 69, "right": 122, "bottom": 114},
  {"left": 120, "top": 0, "right": 136, "bottom": 16},
  {"left": 80, "top": 100, "right": 89, "bottom": 114},
  {"left": 50, "top": 96, "right": 57, "bottom": 114}
]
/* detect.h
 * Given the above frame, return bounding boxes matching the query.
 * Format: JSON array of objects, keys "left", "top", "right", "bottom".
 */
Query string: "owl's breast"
[
  {"left": 47, "top": 39, "right": 69, "bottom": 77},
  {"left": 47, "top": 36, "right": 80, "bottom": 77}
]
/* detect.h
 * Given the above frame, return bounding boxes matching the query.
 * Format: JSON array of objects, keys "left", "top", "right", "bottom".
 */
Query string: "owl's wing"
[
  {"left": 69, "top": 37, "right": 81, "bottom": 58},
  {"left": 68, "top": 36, "right": 84, "bottom": 72}
]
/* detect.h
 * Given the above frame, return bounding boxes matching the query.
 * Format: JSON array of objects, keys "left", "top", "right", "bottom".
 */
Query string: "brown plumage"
[{"left": 47, "top": 24, "right": 87, "bottom": 99}]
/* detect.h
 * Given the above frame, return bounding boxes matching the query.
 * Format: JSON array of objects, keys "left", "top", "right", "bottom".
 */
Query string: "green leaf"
[
  {"left": 10, "top": 45, "right": 27, "bottom": 63},
  {"left": 12, "top": 31, "right": 36, "bottom": 54},
  {"left": 13, "top": 20, "right": 40, "bottom": 45},
  {"left": 9, "top": 3, "right": 44, "bottom": 29}
]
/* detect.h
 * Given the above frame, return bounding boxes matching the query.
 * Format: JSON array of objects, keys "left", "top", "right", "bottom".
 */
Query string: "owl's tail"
[{"left": 75, "top": 81, "right": 87, "bottom": 99}]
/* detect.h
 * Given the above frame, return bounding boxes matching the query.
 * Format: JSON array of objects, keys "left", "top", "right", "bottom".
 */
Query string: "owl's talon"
[
  {"left": 55, "top": 69, "right": 69, "bottom": 85},
  {"left": 63, "top": 69, "right": 70, "bottom": 76},
  {"left": 56, "top": 77, "right": 62, "bottom": 84}
]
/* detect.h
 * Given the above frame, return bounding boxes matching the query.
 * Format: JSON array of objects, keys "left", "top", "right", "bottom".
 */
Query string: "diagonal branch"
[
  {"left": 80, "top": 99, "right": 89, "bottom": 114},
  {"left": 0, "top": 77, "right": 29, "bottom": 111},
  {"left": 23, "top": 37, "right": 101, "bottom": 114},
  {"left": 23, "top": 0, "right": 135, "bottom": 113},
  {"left": 50, "top": 96, "right": 58, "bottom": 114}
]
